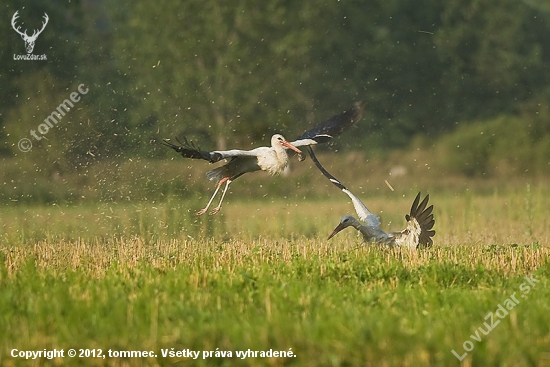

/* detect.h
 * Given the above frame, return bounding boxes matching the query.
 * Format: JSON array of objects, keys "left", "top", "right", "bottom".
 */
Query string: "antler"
[
  {"left": 11, "top": 11, "right": 49, "bottom": 40},
  {"left": 11, "top": 11, "right": 26, "bottom": 37},
  {"left": 31, "top": 13, "right": 49, "bottom": 39}
]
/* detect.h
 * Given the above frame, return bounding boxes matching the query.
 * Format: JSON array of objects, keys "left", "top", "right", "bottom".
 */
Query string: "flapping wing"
[
  {"left": 289, "top": 101, "right": 366, "bottom": 147},
  {"left": 162, "top": 137, "right": 222, "bottom": 162},
  {"left": 162, "top": 137, "right": 260, "bottom": 163},
  {"left": 392, "top": 193, "right": 435, "bottom": 248},
  {"left": 307, "top": 146, "right": 381, "bottom": 227},
  {"left": 406, "top": 193, "right": 435, "bottom": 248}
]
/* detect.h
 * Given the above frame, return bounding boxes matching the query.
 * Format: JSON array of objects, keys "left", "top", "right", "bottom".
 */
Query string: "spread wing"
[
  {"left": 406, "top": 193, "right": 435, "bottom": 248},
  {"left": 307, "top": 146, "right": 381, "bottom": 228},
  {"left": 162, "top": 137, "right": 261, "bottom": 163},
  {"left": 391, "top": 193, "right": 436, "bottom": 249},
  {"left": 163, "top": 101, "right": 364, "bottom": 162},
  {"left": 289, "top": 101, "right": 366, "bottom": 147}
]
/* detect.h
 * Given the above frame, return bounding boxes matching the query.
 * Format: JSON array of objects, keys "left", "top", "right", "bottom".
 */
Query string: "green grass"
[{"left": 1, "top": 188, "right": 550, "bottom": 366}]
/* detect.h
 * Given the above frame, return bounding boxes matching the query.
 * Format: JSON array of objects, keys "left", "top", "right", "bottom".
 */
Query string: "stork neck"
[{"left": 274, "top": 144, "right": 290, "bottom": 162}]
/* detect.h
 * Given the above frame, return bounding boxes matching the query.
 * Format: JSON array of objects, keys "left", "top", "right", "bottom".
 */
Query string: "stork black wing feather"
[
  {"left": 162, "top": 138, "right": 223, "bottom": 163},
  {"left": 295, "top": 101, "right": 366, "bottom": 143},
  {"left": 408, "top": 193, "right": 436, "bottom": 248},
  {"left": 307, "top": 146, "right": 348, "bottom": 192}
]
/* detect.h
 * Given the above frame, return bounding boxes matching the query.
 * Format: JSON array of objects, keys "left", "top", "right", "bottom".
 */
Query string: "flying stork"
[
  {"left": 307, "top": 147, "right": 435, "bottom": 248},
  {"left": 163, "top": 101, "right": 366, "bottom": 215}
]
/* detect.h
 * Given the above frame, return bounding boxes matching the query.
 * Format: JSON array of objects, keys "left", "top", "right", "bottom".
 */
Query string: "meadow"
[{"left": 1, "top": 182, "right": 549, "bottom": 366}]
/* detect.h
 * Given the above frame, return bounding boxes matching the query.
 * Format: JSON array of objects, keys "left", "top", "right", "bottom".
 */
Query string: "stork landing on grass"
[
  {"left": 163, "top": 101, "right": 365, "bottom": 215},
  {"left": 307, "top": 147, "right": 435, "bottom": 248}
]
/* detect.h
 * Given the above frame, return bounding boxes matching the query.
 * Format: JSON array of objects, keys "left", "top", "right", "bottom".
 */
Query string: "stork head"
[
  {"left": 327, "top": 215, "right": 357, "bottom": 240},
  {"left": 271, "top": 134, "right": 302, "bottom": 154}
]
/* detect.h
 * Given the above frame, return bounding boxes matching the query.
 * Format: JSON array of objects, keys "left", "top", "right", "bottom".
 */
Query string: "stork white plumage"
[
  {"left": 163, "top": 101, "right": 366, "bottom": 215},
  {"left": 170, "top": 134, "right": 301, "bottom": 215},
  {"left": 307, "top": 147, "right": 435, "bottom": 248}
]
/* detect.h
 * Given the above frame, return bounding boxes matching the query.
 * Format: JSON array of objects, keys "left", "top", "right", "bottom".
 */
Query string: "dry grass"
[
  {"left": 1, "top": 189, "right": 549, "bottom": 366},
  {"left": 2, "top": 236, "right": 548, "bottom": 280}
]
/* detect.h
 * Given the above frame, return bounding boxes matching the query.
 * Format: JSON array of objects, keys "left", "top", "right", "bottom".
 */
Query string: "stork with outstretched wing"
[
  {"left": 163, "top": 101, "right": 365, "bottom": 215},
  {"left": 307, "top": 146, "right": 435, "bottom": 248}
]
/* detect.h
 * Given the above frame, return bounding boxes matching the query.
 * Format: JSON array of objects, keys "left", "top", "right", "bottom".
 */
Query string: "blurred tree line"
[{"left": 1, "top": 0, "right": 550, "bottom": 177}]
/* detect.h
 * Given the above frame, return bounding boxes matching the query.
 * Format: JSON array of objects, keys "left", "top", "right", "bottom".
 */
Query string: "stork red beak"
[
  {"left": 281, "top": 140, "right": 302, "bottom": 154},
  {"left": 327, "top": 222, "right": 346, "bottom": 240}
]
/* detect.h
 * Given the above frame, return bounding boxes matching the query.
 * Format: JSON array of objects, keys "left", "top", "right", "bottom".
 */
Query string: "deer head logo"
[{"left": 11, "top": 11, "right": 49, "bottom": 54}]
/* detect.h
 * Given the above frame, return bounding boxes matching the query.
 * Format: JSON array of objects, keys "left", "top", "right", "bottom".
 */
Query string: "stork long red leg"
[
  {"left": 163, "top": 102, "right": 365, "bottom": 215},
  {"left": 196, "top": 177, "right": 230, "bottom": 216},
  {"left": 209, "top": 179, "right": 232, "bottom": 215}
]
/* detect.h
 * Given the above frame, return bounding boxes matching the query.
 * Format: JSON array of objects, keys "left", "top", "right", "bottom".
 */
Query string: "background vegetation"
[{"left": 1, "top": 0, "right": 550, "bottom": 199}]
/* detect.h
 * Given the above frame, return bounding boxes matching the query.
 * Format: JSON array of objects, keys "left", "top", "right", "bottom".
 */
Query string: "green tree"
[
  {"left": 106, "top": 0, "right": 371, "bottom": 153},
  {"left": 2, "top": 0, "right": 132, "bottom": 169},
  {"left": 435, "top": 0, "right": 545, "bottom": 119}
]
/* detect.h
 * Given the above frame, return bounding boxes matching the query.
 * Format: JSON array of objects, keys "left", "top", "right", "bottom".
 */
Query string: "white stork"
[
  {"left": 163, "top": 101, "right": 366, "bottom": 215},
  {"left": 307, "top": 147, "right": 435, "bottom": 248}
]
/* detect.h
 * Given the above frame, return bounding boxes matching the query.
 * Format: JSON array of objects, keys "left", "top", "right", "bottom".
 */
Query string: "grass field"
[{"left": 1, "top": 186, "right": 550, "bottom": 366}]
